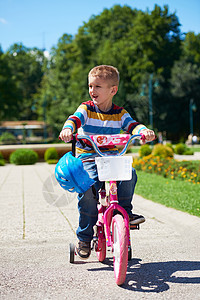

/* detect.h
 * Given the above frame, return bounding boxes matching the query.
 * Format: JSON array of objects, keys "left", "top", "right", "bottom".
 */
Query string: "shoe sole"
[
  {"left": 130, "top": 217, "right": 145, "bottom": 225},
  {"left": 75, "top": 246, "right": 91, "bottom": 260}
]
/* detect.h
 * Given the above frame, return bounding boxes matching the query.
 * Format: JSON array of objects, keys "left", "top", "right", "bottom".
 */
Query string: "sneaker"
[
  {"left": 76, "top": 240, "right": 91, "bottom": 259},
  {"left": 129, "top": 214, "right": 145, "bottom": 226}
]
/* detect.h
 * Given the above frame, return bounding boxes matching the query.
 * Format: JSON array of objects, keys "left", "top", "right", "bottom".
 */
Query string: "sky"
[{"left": 0, "top": 0, "right": 200, "bottom": 53}]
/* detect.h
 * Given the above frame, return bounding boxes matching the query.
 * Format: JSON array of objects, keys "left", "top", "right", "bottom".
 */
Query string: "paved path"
[{"left": 0, "top": 163, "right": 200, "bottom": 300}]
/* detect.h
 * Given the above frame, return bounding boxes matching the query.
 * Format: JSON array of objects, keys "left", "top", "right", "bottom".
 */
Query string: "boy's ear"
[{"left": 111, "top": 86, "right": 118, "bottom": 95}]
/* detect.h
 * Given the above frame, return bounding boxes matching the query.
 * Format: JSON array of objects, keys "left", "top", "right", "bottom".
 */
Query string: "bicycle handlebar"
[{"left": 76, "top": 134, "right": 145, "bottom": 157}]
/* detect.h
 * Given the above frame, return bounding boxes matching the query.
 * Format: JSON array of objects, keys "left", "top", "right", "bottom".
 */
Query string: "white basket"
[{"left": 95, "top": 156, "right": 133, "bottom": 181}]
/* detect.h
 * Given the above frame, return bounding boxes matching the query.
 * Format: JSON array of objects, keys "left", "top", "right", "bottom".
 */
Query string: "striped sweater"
[{"left": 62, "top": 100, "right": 146, "bottom": 159}]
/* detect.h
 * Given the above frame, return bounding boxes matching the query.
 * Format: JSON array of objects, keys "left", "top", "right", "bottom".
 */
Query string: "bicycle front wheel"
[{"left": 112, "top": 214, "right": 128, "bottom": 285}]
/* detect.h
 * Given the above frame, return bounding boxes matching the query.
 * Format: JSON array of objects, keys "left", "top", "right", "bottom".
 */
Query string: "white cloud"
[{"left": 0, "top": 18, "right": 8, "bottom": 24}]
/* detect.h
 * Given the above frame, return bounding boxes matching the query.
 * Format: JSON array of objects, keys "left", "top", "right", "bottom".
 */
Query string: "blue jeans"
[{"left": 76, "top": 160, "right": 137, "bottom": 242}]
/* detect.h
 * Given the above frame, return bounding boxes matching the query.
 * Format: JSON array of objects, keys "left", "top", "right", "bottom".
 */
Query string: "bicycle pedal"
[
  {"left": 130, "top": 224, "right": 140, "bottom": 230},
  {"left": 91, "top": 240, "right": 97, "bottom": 250}
]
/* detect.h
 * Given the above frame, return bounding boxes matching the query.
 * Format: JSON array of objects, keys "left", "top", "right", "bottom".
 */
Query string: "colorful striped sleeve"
[
  {"left": 62, "top": 104, "right": 88, "bottom": 133},
  {"left": 132, "top": 124, "right": 147, "bottom": 135},
  {"left": 121, "top": 109, "right": 140, "bottom": 133}
]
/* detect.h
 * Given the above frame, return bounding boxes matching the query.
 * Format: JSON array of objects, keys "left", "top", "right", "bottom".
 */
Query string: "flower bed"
[{"left": 133, "top": 154, "right": 200, "bottom": 184}]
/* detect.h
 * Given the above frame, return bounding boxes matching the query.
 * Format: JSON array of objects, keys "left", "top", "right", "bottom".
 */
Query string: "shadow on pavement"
[{"left": 88, "top": 258, "right": 200, "bottom": 292}]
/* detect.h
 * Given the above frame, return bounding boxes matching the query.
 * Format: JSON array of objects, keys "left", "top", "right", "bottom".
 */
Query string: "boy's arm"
[
  {"left": 59, "top": 118, "right": 78, "bottom": 143},
  {"left": 132, "top": 124, "right": 155, "bottom": 143},
  {"left": 121, "top": 109, "right": 155, "bottom": 143},
  {"left": 59, "top": 128, "right": 73, "bottom": 143},
  {"left": 59, "top": 104, "right": 87, "bottom": 143}
]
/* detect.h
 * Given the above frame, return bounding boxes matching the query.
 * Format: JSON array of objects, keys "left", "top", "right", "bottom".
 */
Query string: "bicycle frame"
[
  {"left": 103, "top": 184, "right": 130, "bottom": 248},
  {"left": 68, "top": 133, "right": 145, "bottom": 284},
  {"left": 75, "top": 134, "right": 143, "bottom": 251}
]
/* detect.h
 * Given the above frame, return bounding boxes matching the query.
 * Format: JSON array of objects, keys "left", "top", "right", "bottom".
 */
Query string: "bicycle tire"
[
  {"left": 112, "top": 214, "right": 128, "bottom": 285},
  {"left": 69, "top": 243, "right": 75, "bottom": 263}
]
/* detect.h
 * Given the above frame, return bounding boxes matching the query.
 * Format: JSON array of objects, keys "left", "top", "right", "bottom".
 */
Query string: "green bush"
[
  {"left": 139, "top": 144, "right": 152, "bottom": 157},
  {"left": 46, "top": 159, "right": 59, "bottom": 164},
  {"left": 0, "top": 132, "right": 17, "bottom": 144},
  {"left": 165, "top": 143, "right": 174, "bottom": 152},
  {"left": 44, "top": 147, "right": 59, "bottom": 161},
  {"left": 0, "top": 159, "right": 5, "bottom": 166},
  {"left": 0, "top": 152, "right": 5, "bottom": 166},
  {"left": 10, "top": 149, "right": 38, "bottom": 165},
  {"left": 152, "top": 144, "right": 174, "bottom": 158},
  {"left": 174, "top": 143, "right": 187, "bottom": 155},
  {"left": 183, "top": 149, "right": 194, "bottom": 155}
]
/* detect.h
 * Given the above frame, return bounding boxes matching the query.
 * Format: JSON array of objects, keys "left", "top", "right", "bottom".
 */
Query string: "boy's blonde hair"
[{"left": 88, "top": 65, "right": 120, "bottom": 86}]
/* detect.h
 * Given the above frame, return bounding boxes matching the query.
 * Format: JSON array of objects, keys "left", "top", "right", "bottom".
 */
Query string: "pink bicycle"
[{"left": 69, "top": 133, "right": 143, "bottom": 285}]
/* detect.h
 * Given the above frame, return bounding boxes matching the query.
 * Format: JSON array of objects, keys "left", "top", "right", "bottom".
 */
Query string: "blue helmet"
[{"left": 55, "top": 152, "right": 95, "bottom": 193}]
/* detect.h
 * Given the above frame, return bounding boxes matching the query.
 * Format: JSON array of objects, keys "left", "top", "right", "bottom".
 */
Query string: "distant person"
[
  {"left": 186, "top": 134, "right": 193, "bottom": 146},
  {"left": 192, "top": 135, "right": 198, "bottom": 144},
  {"left": 158, "top": 132, "right": 163, "bottom": 144}
]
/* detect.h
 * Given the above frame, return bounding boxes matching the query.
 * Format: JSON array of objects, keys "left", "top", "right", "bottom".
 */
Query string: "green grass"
[
  {"left": 135, "top": 171, "right": 200, "bottom": 217},
  {"left": 188, "top": 146, "right": 200, "bottom": 152},
  {"left": 128, "top": 145, "right": 200, "bottom": 153},
  {"left": 127, "top": 146, "right": 140, "bottom": 153}
]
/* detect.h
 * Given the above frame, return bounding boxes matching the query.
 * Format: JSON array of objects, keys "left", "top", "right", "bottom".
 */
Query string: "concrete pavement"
[{"left": 0, "top": 163, "right": 200, "bottom": 300}]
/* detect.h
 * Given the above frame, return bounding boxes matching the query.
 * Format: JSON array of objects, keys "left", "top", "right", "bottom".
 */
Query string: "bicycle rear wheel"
[
  {"left": 112, "top": 214, "right": 128, "bottom": 285},
  {"left": 69, "top": 243, "right": 75, "bottom": 263}
]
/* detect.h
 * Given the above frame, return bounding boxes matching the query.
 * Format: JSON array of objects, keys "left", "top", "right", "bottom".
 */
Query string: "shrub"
[
  {"left": 165, "top": 143, "right": 174, "bottom": 152},
  {"left": 44, "top": 147, "right": 59, "bottom": 161},
  {"left": 132, "top": 155, "right": 200, "bottom": 184},
  {"left": 139, "top": 144, "right": 152, "bottom": 157},
  {"left": 10, "top": 149, "right": 38, "bottom": 165},
  {"left": 46, "top": 159, "right": 59, "bottom": 164},
  {"left": 174, "top": 143, "right": 187, "bottom": 155},
  {"left": 0, "top": 132, "right": 17, "bottom": 144},
  {"left": 0, "top": 159, "right": 5, "bottom": 166},
  {"left": 0, "top": 152, "right": 5, "bottom": 166},
  {"left": 183, "top": 149, "right": 194, "bottom": 155},
  {"left": 152, "top": 144, "right": 174, "bottom": 158},
  {"left": 174, "top": 143, "right": 194, "bottom": 155}
]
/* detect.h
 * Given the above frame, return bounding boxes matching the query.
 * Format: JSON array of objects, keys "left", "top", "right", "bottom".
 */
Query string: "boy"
[{"left": 59, "top": 65, "right": 155, "bottom": 259}]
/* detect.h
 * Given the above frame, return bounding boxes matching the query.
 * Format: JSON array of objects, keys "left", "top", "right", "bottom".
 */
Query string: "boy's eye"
[{"left": 89, "top": 85, "right": 101, "bottom": 88}]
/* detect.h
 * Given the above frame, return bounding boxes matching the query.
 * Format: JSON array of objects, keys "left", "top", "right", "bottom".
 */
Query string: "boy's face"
[{"left": 88, "top": 75, "right": 118, "bottom": 111}]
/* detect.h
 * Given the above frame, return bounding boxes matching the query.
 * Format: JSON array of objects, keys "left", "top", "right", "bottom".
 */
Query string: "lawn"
[
  {"left": 188, "top": 146, "right": 200, "bottom": 152},
  {"left": 135, "top": 170, "right": 200, "bottom": 217},
  {"left": 129, "top": 145, "right": 200, "bottom": 153}
]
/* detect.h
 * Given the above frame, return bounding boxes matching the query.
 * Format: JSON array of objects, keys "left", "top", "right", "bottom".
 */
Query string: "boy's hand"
[
  {"left": 59, "top": 128, "right": 73, "bottom": 143},
  {"left": 140, "top": 129, "right": 155, "bottom": 144}
]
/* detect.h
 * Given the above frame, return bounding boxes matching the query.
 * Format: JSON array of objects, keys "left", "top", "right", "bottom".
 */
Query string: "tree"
[
  {"left": 1, "top": 4, "right": 194, "bottom": 141},
  {"left": 0, "top": 53, "right": 21, "bottom": 120},
  {"left": 4, "top": 43, "right": 45, "bottom": 120},
  {"left": 182, "top": 32, "right": 200, "bottom": 65},
  {"left": 170, "top": 60, "right": 200, "bottom": 137},
  {"left": 41, "top": 4, "right": 181, "bottom": 132},
  {"left": 168, "top": 32, "right": 200, "bottom": 139}
]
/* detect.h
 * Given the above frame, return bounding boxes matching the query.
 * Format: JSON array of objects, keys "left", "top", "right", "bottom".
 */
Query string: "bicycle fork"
[{"left": 103, "top": 181, "right": 130, "bottom": 249}]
